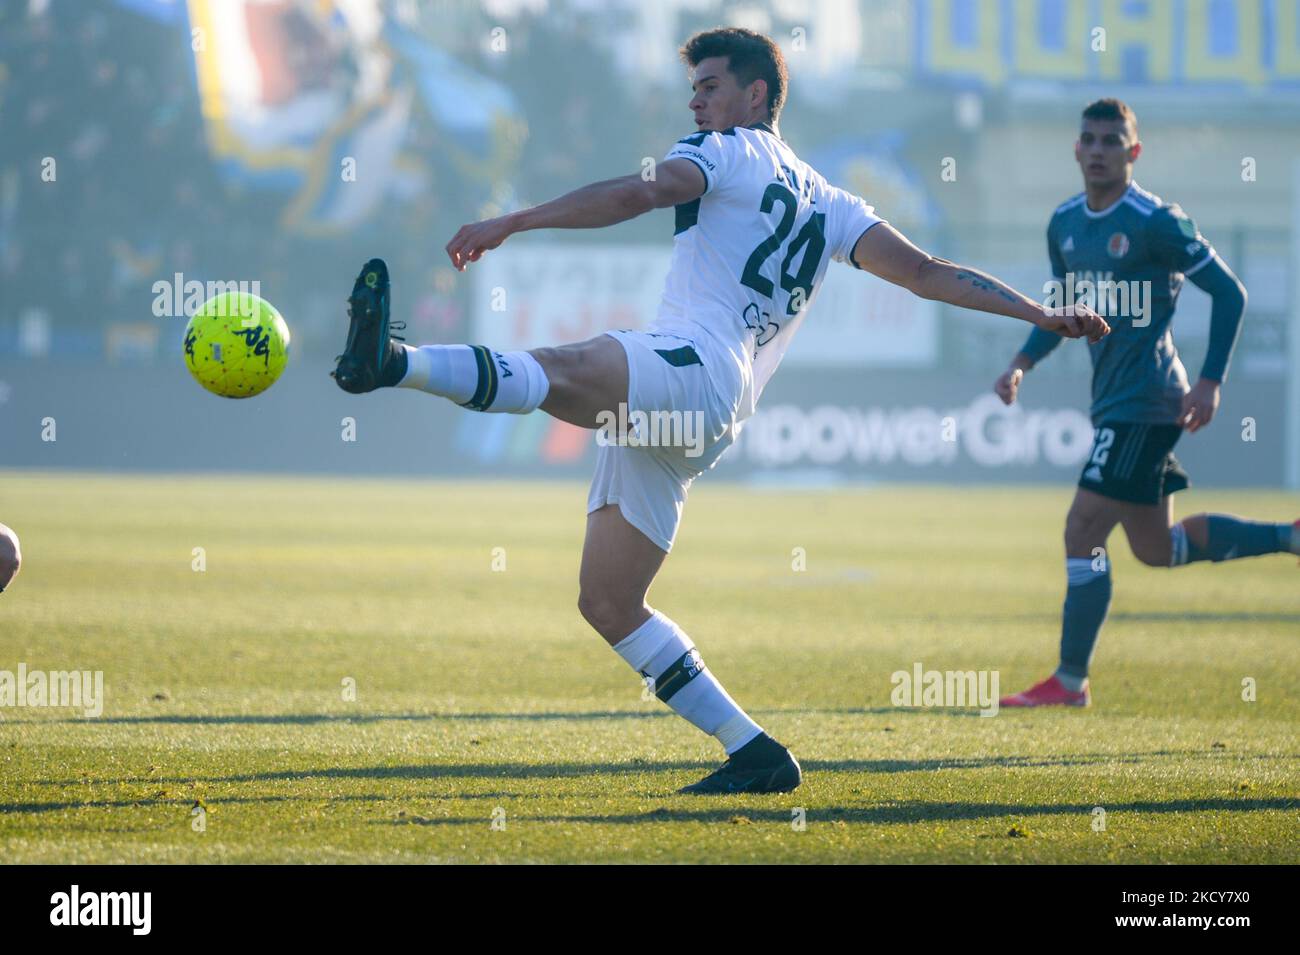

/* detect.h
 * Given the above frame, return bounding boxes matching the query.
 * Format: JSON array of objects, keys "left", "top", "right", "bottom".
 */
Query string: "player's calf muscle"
[
  {"left": 1120, "top": 499, "right": 1176, "bottom": 567},
  {"left": 1127, "top": 533, "right": 1172, "bottom": 567},
  {"left": 577, "top": 591, "right": 648, "bottom": 642}
]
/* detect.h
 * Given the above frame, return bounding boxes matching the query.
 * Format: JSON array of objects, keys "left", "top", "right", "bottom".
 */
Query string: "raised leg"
[{"left": 529, "top": 334, "right": 628, "bottom": 430}]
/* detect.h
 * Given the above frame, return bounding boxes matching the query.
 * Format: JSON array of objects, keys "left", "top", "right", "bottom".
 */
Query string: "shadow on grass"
[
  {"left": 0, "top": 791, "right": 538, "bottom": 815},
  {"left": 5, "top": 710, "right": 675, "bottom": 726},
  {"left": 6, "top": 705, "right": 1012, "bottom": 727},
  {"left": 9, "top": 788, "right": 1292, "bottom": 826},
  {"left": 20, "top": 747, "right": 1279, "bottom": 791},
  {"left": 16, "top": 760, "right": 713, "bottom": 789},
  {"left": 383, "top": 796, "right": 1299, "bottom": 827}
]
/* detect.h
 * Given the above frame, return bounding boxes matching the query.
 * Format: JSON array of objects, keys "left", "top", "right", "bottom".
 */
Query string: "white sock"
[
  {"left": 398, "top": 344, "right": 549, "bottom": 413},
  {"left": 1054, "top": 669, "right": 1088, "bottom": 692},
  {"left": 612, "top": 609, "right": 763, "bottom": 754},
  {"left": 397, "top": 344, "right": 478, "bottom": 401},
  {"left": 1169, "top": 524, "right": 1189, "bottom": 566}
]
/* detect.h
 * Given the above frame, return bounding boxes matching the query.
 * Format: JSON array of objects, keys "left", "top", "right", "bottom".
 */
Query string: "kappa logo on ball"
[
  {"left": 1107, "top": 232, "right": 1130, "bottom": 258},
  {"left": 183, "top": 291, "right": 291, "bottom": 399}
]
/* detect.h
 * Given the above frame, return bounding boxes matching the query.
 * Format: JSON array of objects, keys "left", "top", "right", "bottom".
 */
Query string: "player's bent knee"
[
  {"left": 1131, "top": 542, "right": 1172, "bottom": 568},
  {"left": 576, "top": 590, "right": 612, "bottom": 631},
  {"left": 1063, "top": 519, "right": 1101, "bottom": 554},
  {"left": 1064, "top": 505, "right": 1113, "bottom": 553},
  {"left": 577, "top": 590, "right": 639, "bottom": 640}
]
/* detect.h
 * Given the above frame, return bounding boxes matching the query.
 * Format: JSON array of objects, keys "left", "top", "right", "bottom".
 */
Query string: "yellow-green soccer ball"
[{"left": 183, "top": 292, "right": 290, "bottom": 398}]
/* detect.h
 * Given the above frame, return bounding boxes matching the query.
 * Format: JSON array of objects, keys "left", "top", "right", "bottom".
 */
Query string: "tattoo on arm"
[{"left": 954, "top": 269, "right": 1020, "bottom": 305}]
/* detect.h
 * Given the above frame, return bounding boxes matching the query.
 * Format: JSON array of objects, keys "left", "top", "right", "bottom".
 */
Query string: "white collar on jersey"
[{"left": 1082, "top": 181, "right": 1136, "bottom": 219}]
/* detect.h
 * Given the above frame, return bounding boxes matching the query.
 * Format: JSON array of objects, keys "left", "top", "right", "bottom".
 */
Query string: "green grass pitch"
[{"left": 1, "top": 470, "right": 1296, "bottom": 863}]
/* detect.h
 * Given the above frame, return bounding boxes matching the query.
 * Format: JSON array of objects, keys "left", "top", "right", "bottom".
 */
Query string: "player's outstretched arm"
[
  {"left": 850, "top": 223, "right": 1109, "bottom": 342},
  {"left": 445, "top": 160, "right": 706, "bottom": 271}
]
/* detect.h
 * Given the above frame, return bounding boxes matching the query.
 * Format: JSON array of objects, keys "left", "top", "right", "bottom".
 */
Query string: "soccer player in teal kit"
[{"left": 996, "top": 99, "right": 1299, "bottom": 708}]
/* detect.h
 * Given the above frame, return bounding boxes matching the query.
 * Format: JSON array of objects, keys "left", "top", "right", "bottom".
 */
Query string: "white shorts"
[{"left": 586, "top": 329, "right": 739, "bottom": 552}]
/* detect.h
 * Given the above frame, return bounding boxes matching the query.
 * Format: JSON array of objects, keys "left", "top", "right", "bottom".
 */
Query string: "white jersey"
[{"left": 648, "top": 122, "right": 884, "bottom": 424}]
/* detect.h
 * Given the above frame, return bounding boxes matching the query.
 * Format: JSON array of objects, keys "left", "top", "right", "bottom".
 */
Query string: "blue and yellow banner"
[{"left": 914, "top": 0, "right": 1300, "bottom": 88}]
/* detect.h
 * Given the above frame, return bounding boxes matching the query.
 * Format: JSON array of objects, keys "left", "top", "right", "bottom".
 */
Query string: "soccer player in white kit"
[{"left": 333, "top": 28, "right": 1108, "bottom": 793}]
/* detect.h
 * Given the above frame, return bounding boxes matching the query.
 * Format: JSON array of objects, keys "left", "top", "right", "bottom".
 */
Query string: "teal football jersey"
[{"left": 1033, "top": 182, "right": 1216, "bottom": 424}]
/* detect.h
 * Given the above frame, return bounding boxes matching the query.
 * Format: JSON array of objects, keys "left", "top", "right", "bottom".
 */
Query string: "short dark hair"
[
  {"left": 1081, "top": 98, "right": 1137, "bottom": 137},
  {"left": 679, "top": 28, "right": 788, "bottom": 122}
]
